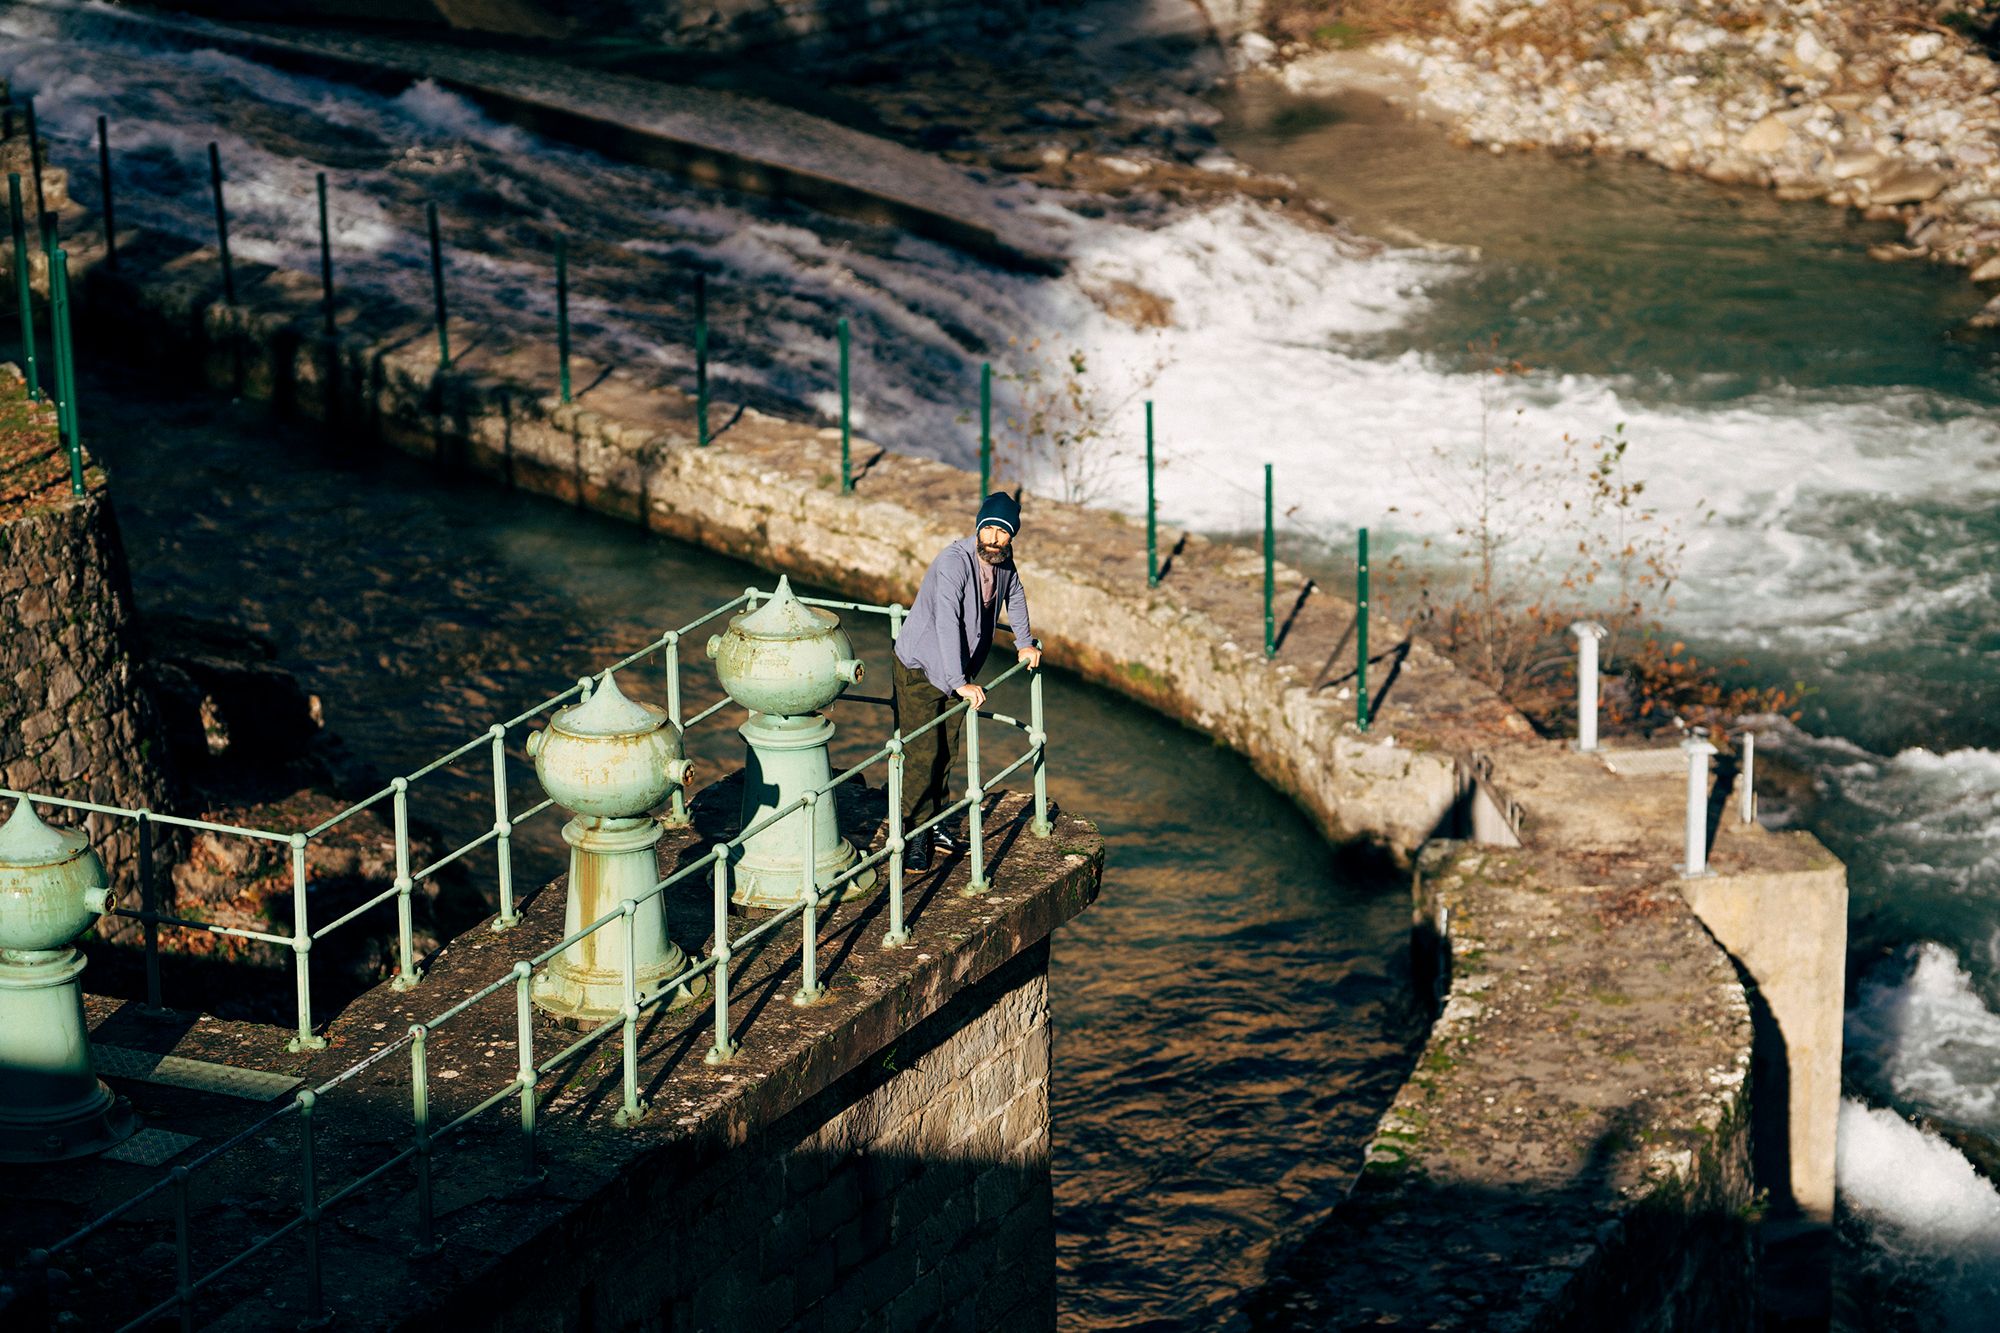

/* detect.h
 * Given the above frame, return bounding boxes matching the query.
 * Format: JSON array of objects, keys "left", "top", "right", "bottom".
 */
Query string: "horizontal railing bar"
[
  {"left": 418, "top": 969, "right": 520, "bottom": 1031},
  {"left": 412, "top": 824, "right": 501, "bottom": 883},
  {"left": 433, "top": 1081, "right": 523, "bottom": 1140},
  {"left": 108, "top": 908, "right": 293, "bottom": 948},
  {"left": 0, "top": 789, "right": 294, "bottom": 841},
  {"left": 114, "top": 1212, "right": 308, "bottom": 1333},
  {"left": 502, "top": 682, "right": 589, "bottom": 731},
  {"left": 403, "top": 730, "right": 492, "bottom": 783},
  {"left": 796, "top": 595, "right": 906, "bottom": 616},
  {"left": 305, "top": 783, "right": 396, "bottom": 836},
  {"left": 539, "top": 1016, "right": 620, "bottom": 1073},
  {"left": 986, "top": 747, "right": 1038, "bottom": 789},
  {"left": 310, "top": 884, "right": 399, "bottom": 940},
  {"left": 820, "top": 843, "right": 891, "bottom": 894},
  {"left": 728, "top": 898, "right": 809, "bottom": 953},
  {"left": 684, "top": 695, "right": 735, "bottom": 728},
  {"left": 512, "top": 797, "right": 556, "bottom": 827},
  {"left": 314, "top": 1034, "right": 414, "bottom": 1092}
]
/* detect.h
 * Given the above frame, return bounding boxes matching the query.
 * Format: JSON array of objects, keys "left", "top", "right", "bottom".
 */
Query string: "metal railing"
[{"left": 17, "top": 583, "right": 1051, "bottom": 1330}]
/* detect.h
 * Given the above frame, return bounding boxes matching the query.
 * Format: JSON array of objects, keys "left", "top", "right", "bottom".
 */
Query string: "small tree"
[{"left": 990, "top": 338, "right": 1160, "bottom": 505}]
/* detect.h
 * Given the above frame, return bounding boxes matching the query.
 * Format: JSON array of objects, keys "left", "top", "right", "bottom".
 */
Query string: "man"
[{"left": 892, "top": 492, "right": 1041, "bottom": 871}]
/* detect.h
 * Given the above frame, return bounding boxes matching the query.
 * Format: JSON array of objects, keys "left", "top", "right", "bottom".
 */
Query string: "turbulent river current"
[{"left": 8, "top": 0, "right": 2000, "bottom": 1326}]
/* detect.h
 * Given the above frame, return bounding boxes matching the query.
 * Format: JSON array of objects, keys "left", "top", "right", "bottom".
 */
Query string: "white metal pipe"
[
  {"left": 1740, "top": 731, "right": 1757, "bottom": 826},
  {"left": 1682, "top": 736, "right": 1717, "bottom": 877},
  {"left": 1571, "top": 621, "right": 1608, "bottom": 752}
]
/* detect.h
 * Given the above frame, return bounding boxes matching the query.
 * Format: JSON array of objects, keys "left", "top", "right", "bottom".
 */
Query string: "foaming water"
[{"left": 1848, "top": 943, "right": 2000, "bottom": 1131}]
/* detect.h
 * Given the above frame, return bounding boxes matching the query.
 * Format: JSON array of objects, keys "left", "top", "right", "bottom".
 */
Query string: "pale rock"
[
  {"left": 1232, "top": 32, "right": 1277, "bottom": 72},
  {"left": 1739, "top": 114, "right": 1790, "bottom": 155},
  {"left": 1968, "top": 292, "right": 2000, "bottom": 328},
  {"left": 1970, "top": 253, "right": 2000, "bottom": 282},
  {"left": 1867, "top": 164, "right": 1951, "bottom": 206},
  {"left": 1830, "top": 150, "right": 1883, "bottom": 180}
]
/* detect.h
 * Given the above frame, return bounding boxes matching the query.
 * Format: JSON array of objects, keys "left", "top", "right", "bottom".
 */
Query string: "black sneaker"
[
  {"left": 902, "top": 830, "right": 934, "bottom": 872},
  {"left": 932, "top": 825, "right": 960, "bottom": 855}
]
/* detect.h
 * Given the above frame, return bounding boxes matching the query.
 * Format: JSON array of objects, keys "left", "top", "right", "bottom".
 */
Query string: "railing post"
[
  {"left": 288, "top": 834, "right": 326, "bottom": 1051},
  {"left": 8, "top": 174, "right": 38, "bottom": 403},
  {"left": 513, "top": 962, "right": 540, "bottom": 1182},
  {"left": 96, "top": 116, "right": 116, "bottom": 271},
  {"left": 51, "top": 248, "right": 84, "bottom": 495},
  {"left": 705, "top": 851, "right": 738, "bottom": 1063},
  {"left": 837, "top": 317, "right": 852, "bottom": 493},
  {"left": 171, "top": 1166, "right": 194, "bottom": 1333},
  {"left": 426, "top": 201, "right": 449, "bottom": 369},
  {"left": 554, "top": 231, "right": 571, "bottom": 404},
  {"left": 694, "top": 273, "right": 709, "bottom": 448},
  {"left": 1571, "top": 621, "right": 1607, "bottom": 752},
  {"left": 409, "top": 1024, "right": 439, "bottom": 1256},
  {"left": 979, "top": 360, "right": 992, "bottom": 498},
  {"left": 1263, "top": 463, "right": 1275, "bottom": 660},
  {"left": 1356, "top": 526, "right": 1370, "bottom": 732},
  {"left": 1680, "top": 735, "right": 1717, "bottom": 878},
  {"left": 1740, "top": 731, "right": 1758, "bottom": 826},
  {"left": 138, "top": 810, "right": 162, "bottom": 1009},
  {"left": 662, "top": 632, "right": 688, "bottom": 827},
  {"left": 1030, "top": 666, "right": 1051, "bottom": 837},
  {"left": 964, "top": 704, "right": 987, "bottom": 895},
  {"left": 315, "top": 172, "right": 335, "bottom": 336},
  {"left": 794, "top": 793, "right": 825, "bottom": 1004},
  {"left": 489, "top": 728, "right": 519, "bottom": 929},
  {"left": 1145, "top": 401, "right": 1158, "bottom": 587},
  {"left": 391, "top": 777, "right": 420, "bottom": 989},
  {"left": 297, "top": 1090, "right": 328, "bottom": 1326},
  {"left": 615, "top": 897, "right": 645, "bottom": 1125},
  {"left": 207, "top": 143, "right": 234, "bottom": 305},
  {"left": 884, "top": 739, "right": 909, "bottom": 947}
]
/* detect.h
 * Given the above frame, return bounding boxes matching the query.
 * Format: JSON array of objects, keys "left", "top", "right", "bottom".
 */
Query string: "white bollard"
[
  {"left": 1571, "top": 621, "right": 1608, "bottom": 752},
  {"left": 1740, "top": 731, "right": 1757, "bottom": 826},
  {"left": 1681, "top": 734, "right": 1717, "bottom": 877}
]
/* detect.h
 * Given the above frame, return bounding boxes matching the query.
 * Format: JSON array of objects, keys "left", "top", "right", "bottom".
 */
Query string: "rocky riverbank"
[{"left": 1264, "top": 1, "right": 2000, "bottom": 318}]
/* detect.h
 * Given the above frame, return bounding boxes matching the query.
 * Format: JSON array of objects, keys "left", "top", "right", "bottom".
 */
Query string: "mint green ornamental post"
[
  {"left": 706, "top": 577, "right": 874, "bottom": 910},
  {"left": 525, "top": 670, "right": 703, "bottom": 1022},
  {"left": 0, "top": 799, "right": 136, "bottom": 1160}
]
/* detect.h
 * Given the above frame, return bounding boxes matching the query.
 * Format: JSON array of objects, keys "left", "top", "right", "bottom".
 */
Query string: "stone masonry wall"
[{"left": 0, "top": 481, "right": 172, "bottom": 944}]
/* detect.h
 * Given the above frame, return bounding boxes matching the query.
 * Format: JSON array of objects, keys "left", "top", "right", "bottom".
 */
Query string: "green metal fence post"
[
  {"left": 838, "top": 316, "right": 852, "bottom": 492},
  {"left": 8, "top": 174, "right": 38, "bottom": 402},
  {"left": 52, "top": 249, "right": 83, "bottom": 496},
  {"left": 410, "top": 1024, "right": 439, "bottom": 1256},
  {"left": 554, "top": 231, "right": 571, "bottom": 403},
  {"left": 1263, "top": 463, "right": 1275, "bottom": 660},
  {"left": 315, "top": 172, "right": 335, "bottom": 336},
  {"left": 426, "top": 201, "right": 449, "bottom": 368},
  {"left": 1145, "top": 401, "right": 1157, "bottom": 587},
  {"left": 513, "top": 962, "right": 538, "bottom": 1180},
  {"left": 296, "top": 1089, "right": 326, "bottom": 1324},
  {"left": 1357, "top": 527, "right": 1371, "bottom": 731},
  {"left": 695, "top": 272, "right": 709, "bottom": 447},
  {"left": 979, "top": 360, "right": 991, "bottom": 497},
  {"left": 96, "top": 116, "right": 116, "bottom": 270},
  {"left": 47, "top": 239, "right": 71, "bottom": 441},
  {"left": 23, "top": 97, "right": 46, "bottom": 226},
  {"left": 206, "top": 143, "right": 234, "bottom": 304}
]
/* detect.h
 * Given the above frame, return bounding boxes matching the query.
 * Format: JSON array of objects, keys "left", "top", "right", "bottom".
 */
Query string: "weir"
[{"left": 0, "top": 86, "right": 1852, "bottom": 1328}]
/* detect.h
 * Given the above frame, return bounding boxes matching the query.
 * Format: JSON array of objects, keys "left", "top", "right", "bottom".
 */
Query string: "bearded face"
[{"left": 976, "top": 526, "right": 1012, "bottom": 565}]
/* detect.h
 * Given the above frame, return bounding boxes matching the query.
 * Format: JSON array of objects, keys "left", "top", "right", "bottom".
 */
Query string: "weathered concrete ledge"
[
  {"left": 16, "top": 785, "right": 1100, "bottom": 1330},
  {"left": 35, "top": 193, "right": 1846, "bottom": 1325}
]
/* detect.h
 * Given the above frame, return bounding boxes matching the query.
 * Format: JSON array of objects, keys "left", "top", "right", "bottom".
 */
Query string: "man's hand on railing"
[
  {"left": 955, "top": 682, "right": 987, "bottom": 710},
  {"left": 1017, "top": 644, "right": 1042, "bottom": 671}
]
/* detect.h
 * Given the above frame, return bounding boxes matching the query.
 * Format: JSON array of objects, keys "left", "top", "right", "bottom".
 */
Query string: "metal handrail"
[{"left": 25, "top": 587, "right": 1052, "bottom": 1330}]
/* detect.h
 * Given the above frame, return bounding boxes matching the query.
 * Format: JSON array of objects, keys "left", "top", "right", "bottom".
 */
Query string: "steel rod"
[
  {"left": 1357, "top": 526, "right": 1370, "bottom": 731},
  {"left": 980, "top": 360, "right": 991, "bottom": 497},
  {"left": 289, "top": 835, "right": 324, "bottom": 1050},
  {"left": 315, "top": 172, "right": 334, "bottom": 336},
  {"left": 491, "top": 726, "right": 518, "bottom": 928},
  {"left": 838, "top": 316, "right": 851, "bottom": 492},
  {"left": 695, "top": 272, "right": 709, "bottom": 447},
  {"left": 619, "top": 899, "right": 642, "bottom": 1122},
  {"left": 426, "top": 201, "right": 449, "bottom": 368},
  {"left": 706, "top": 853, "right": 737, "bottom": 1062},
  {"left": 392, "top": 778, "right": 419, "bottom": 989},
  {"left": 8, "top": 174, "right": 38, "bottom": 402},
  {"left": 206, "top": 143, "right": 233, "bottom": 305},
  {"left": 96, "top": 116, "right": 116, "bottom": 270},
  {"left": 795, "top": 793, "right": 823, "bottom": 1003},
  {"left": 410, "top": 1025, "right": 437, "bottom": 1255},
  {"left": 1740, "top": 732, "right": 1757, "bottom": 825},
  {"left": 1145, "top": 400, "right": 1157, "bottom": 587},
  {"left": 53, "top": 248, "right": 84, "bottom": 494},
  {"left": 514, "top": 963, "right": 537, "bottom": 1178},
  {"left": 297, "top": 1091, "right": 325, "bottom": 1322},
  {"left": 555, "top": 231, "right": 571, "bottom": 403},
  {"left": 966, "top": 706, "right": 987, "bottom": 894},
  {"left": 1030, "top": 666, "right": 1051, "bottom": 836},
  {"left": 1263, "top": 463, "right": 1275, "bottom": 660},
  {"left": 885, "top": 740, "right": 908, "bottom": 946}
]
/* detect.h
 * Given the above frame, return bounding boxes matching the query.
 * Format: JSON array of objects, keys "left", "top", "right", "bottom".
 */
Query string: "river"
[{"left": 8, "top": 1, "right": 2000, "bottom": 1326}]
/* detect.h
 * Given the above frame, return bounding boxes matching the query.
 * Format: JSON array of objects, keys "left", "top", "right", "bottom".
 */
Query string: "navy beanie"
[{"left": 975, "top": 491, "right": 1021, "bottom": 536}]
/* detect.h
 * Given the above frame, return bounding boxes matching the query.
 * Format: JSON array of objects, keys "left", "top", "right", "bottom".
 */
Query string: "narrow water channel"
[{"left": 80, "top": 368, "right": 1418, "bottom": 1331}]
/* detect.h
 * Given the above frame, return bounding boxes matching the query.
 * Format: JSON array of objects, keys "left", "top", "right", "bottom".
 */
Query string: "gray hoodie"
[{"left": 894, "top": 535, "right": 1031, "bottom": 694}]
